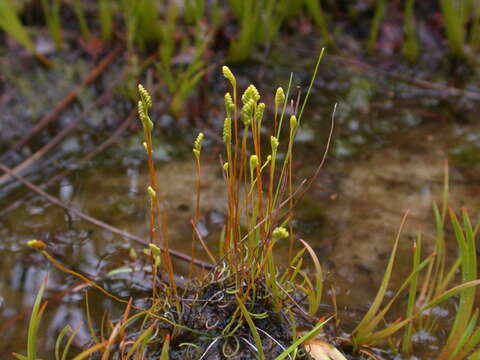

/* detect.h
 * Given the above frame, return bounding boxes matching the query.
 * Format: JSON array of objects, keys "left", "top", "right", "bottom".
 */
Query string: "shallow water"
[{"left": 1, "top": 52, "right": 480, "bottom": 357}]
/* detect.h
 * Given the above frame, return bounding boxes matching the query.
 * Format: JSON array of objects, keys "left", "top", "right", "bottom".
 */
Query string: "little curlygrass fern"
[
  {"left": 15, "top": 54, "right": 480, "bottom": 359},
  {"left": 19, "top": 54, "right": 333, "bottom": 359}
]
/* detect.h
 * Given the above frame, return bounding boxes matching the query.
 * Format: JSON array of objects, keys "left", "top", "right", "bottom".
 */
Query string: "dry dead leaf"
[{"left": 304, "top": 340, "right": 348, "bottom": 360}]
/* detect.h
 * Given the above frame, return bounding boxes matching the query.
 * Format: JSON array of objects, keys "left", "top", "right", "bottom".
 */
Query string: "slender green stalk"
[
  {"left": 0, "top": 0, "right": 53, "bottom": 66},
  {"left": 13, "top": 275, "right": 48, "bottom": 360},
  {"left": 185, "top": 0, "right": 205, "bottom": 24},
  {"left": 28, "top": 278, "right": 48, "bottom": 360},
  {"left": 352, "top": 211, "right": 409, "bottom": 345},
  {"left": 439, "top": 209, "right": 478, "bottom": 357},
  {"left": 72, "top": 0, "right": 91, "bottom": 41},
  {"left": 403, "top": 0, "right": 419, "bottom": 63},
  {"left": 368, "top": 0, "right": 387, "bottom": 54},
  {"left": 469, "top": 0, "right": 480, "bottom": 53},
  {"left": 304, "top": 0, "right": 336, "bottom": 50},
  {"left": 274, "top": 317, "right": 332, "bottom": 360},
  {"left": 99, "top": 0, "right": 113, "bottom": 41},
  {"left": 440, "top": 0, "right": 467, "bottom": 58},
  {"left": 227, "top": 0, "right": 260, "bottom": 62},
  {"left": 160, "top": 334, "right": 170, "bottom": 360},
  {"left": 236, "top": 296, "right": 265, "bottom": 360},
  {"left": 41, "top": 0, "right": 62, "bottom": 50},
  {"left": 0, "top": 0, "right": 35, "bottom": 52},
  {"left": 402, "top": 229, "right": 422, "bottom": 355},
  {"left": 138, "top": 85, "right": 177, "bottom": 300}
]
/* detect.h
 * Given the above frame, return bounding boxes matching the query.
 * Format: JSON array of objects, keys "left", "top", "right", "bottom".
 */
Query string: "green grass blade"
[
  {"left": 55, "top": 325, "right": 73, "bottom": 360},
  {"left": 160, "top": 334, "right": 170, "bottom": 360},
  {"left": 0, "top": 0, "right": 35, "bottom": 52},
  {"left": 236, "top": 296, "right": 265, "bottom": 360},
  {"left": 297, "top": 48, "right": 325, "bottom": 124},
  {"left": 41, "top": 0, "right": 62, "bottom": 50},
  {"left": 367, "top": 318, "right": 411, "bottom": 344},
  {"left": 402, "top": 0, "right": 419, "bottom": 62},
  {"left": 462, "top": 326, "right": 480, "bottom": 357},
  {"left": 274, "top": 316, "right": 332, "bottom": 360},
  {"left": 441, "top": 160, "right": 449, "bottom": 221},
  {"left": 402, "top": 230, "right": 422, "bottom": 354},
  {"left": 299, "top": 239, "right": 323, "bottom": 316},
  {"left": 451, "top": 309, "right": 479, "bottom": 358},
  {"left": 304, "top": 0, "right": 336, "bottom": 50},
  {"left": 61, "top": 325, "right": 81, "bottom": 360},
  {"left": 368, "top": 0, "right": 386, "bottom": 54},
  {"left": 71, "top": 342, "right": 107, "bottom": 360},
  {"left": 442, "top": 209, "right": 477, "bottom": 353},
  {"left": 99, "top": 0, "right": 113, "bottom": 41},
  {"left": 126, "top": 324, "right": 155, "bottom": 359},
  {"left": 356, "top": 253, "right": 433, "bottom": 345},
  {"left": 353, "top": 211, "right": 409, "bottom": 336},
  {"left": 419, "top": 280, "right": 480, "bottom": 312},
  {"left": 72, "top": 0, "right": 91, "bottom": 41},
  {"left": 27, "top": 275, "right": 48, "bottom": 360},
  {"left": 12, "top": 354, "right": 28, "bottom": 360},
  {"left": 440, "top": 0, "right": 467, "bottom": 57}
]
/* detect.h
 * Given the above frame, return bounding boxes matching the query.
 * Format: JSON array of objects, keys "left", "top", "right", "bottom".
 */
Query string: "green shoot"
[
  {"left": 352, "top": 211, "right": 409, "bottom": 347},
  {"left": 367, "top": 0, "right": 387, "bottom": 54},
  {"left": 99, "top": 0, "right": 113, "bottom": 41},
  {"left": 274, "top": 316, "right": 332, "bottom": 360},
  {"left": 403, "top": 0, "right": 419, "bottom": 62},
  {"left": 440, "top": 0, "right": 466, "bottom": 58},
  {"left": 12, "top": 275, "right": 48, "bottom": 360},
  {"left": 72, "top": 0, "right": 91, "bottom": 41},
  {"left": 438, "top": 208, "right": 478, "bottom": 357},
  {"left": 304, "top": 0, "right": 336, "bottom": 51},
  {"left": 236, "top": 296, "right": 266, "bottom": 360},
  {"left": 0, "top": 0, "right": 35, "bottom": 53},
  {"left": 41, "top": 0, "right": 63, "bottom": 50},
  {"left": 160, "top": 334, "right": 170, "bottom": 360},
  {"left": 402, "top": 228, "right": 422, "bottom": 354}
]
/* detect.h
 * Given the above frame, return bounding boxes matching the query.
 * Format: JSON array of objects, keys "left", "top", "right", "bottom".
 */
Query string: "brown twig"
[
  {"left": 0, "top": 162, "right": 213, "bottom": 269},
  {"left": 0, "top": 87, "right": 115, "bottom": 186},
  {"left": 1, "top": 45, "right": 123, "bottom": 161},
  {"left": 329, "top": 55, "right": 480, "bottom": 101},
  {"left": 0, "top": 109, "right": 135, "bottom": 217}
]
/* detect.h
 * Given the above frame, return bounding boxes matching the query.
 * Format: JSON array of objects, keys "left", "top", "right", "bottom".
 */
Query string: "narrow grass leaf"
[
  {"left": 71, "top": 342, "right": 107, "bottom": 360},
  {"left": 125, "top": 324, "right": 155, "bottom": 359},
  {"left": 419, "top": 280, "right": 480, "bottom": 312},
  {"left": 442, "top": 209, "right": 477, "bottom": 353},
  {"left": 402, "top": 231, "right": 422, "bottom": 354},
  {"left": 61, "top": 325, "right": 81, "bottom": 360},
  {"left": 55, "top": 325, "right": 73, "bottom": 360},
  {"left": 0, "top": 0, "right": 35, "bottom": 52},
  {"left": 451, "top": 309, "right": 479, "bottom": 359},
  {"left": 27, "top": 275, "right": 48, "bottom": 360},
  {"left": 299, "top": 239, "right": 323, "bottom": 316},
  {"left": 160, "top": 334, "right": 171, "bottom": 360},
  {"left": 236, "top": 296, "right": 265, "bottom": 360},
  {"left": 275, "top": 317, "right": 332, "bottom": 360},
  {"left": 353, "top": 211, "right": 409, "bottom": 336}
]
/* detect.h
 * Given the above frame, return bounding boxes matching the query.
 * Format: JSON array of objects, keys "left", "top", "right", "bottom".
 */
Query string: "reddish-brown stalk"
[
  {"left": 145, "top": 130, "right": 177, "bottom": 296},
  {"left": 189, "top": 152, "right": 202, "bottom": 278},
  {"left": 251, "top": 111, "right": 265, "bottom": 237}
]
